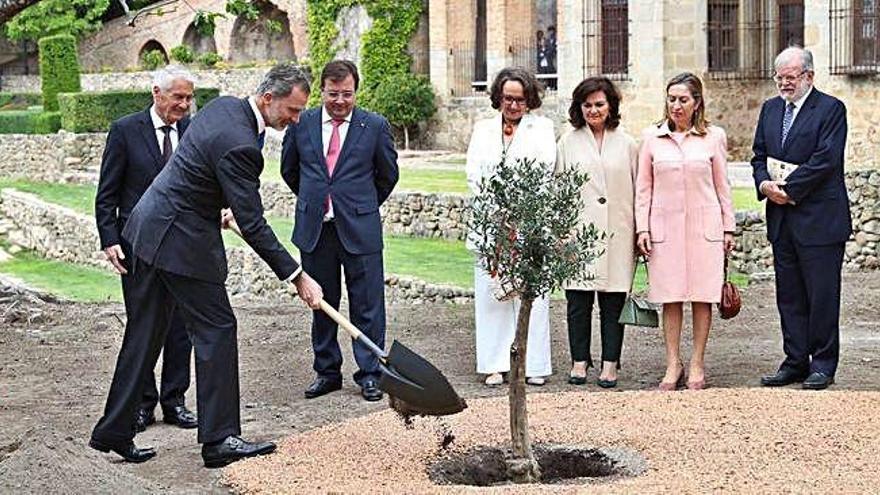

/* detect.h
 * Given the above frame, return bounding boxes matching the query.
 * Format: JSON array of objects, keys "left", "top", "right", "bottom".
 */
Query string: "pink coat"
[{"left": 635, "top": 125, "right": 735, "bottom": 303}]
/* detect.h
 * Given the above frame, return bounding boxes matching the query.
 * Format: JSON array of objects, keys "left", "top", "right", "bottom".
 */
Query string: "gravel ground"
[
  {"left": 1, "top": 272, "right": 879, "bottom": 493},
  {"left": 222, "top": 388, "right": 880, "bottom": 493}
]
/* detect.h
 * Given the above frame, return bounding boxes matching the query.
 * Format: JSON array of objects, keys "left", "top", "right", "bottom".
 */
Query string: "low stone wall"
[
  {"left": 0, "top": 132, "right": 105, "bottom": 184},
  {"left": 1, "top": 68, "right": 270, "bottom": 98},
  {"left": 0, "top": 188, "right": 473, "bottom": 302}
]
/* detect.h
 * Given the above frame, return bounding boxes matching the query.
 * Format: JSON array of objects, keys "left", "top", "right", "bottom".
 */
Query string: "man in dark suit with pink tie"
[
  {"left": 751, "top": 46, "right": 851, "bottom": 390},
  {"left": 281, "top": 60, "right": 399, "bottom": 402}
]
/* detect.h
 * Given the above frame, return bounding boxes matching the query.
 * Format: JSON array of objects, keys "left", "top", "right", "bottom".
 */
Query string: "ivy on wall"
[{"left": 304, "top": 0, "right": 423, "bottom": 108}]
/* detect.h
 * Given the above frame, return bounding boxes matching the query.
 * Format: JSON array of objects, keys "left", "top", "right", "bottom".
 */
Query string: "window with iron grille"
[
  {"left": 830, "top": 0, "right": 880, "bottom": 74},
  {"left": 778, "top": 0, "right": 805, "bottom": 49},
  {"left": 583, "top": 0, "right": 630, "bottom": 79},
  {"left": 708, "top": 0, "right": 740, "bottom": 72}
]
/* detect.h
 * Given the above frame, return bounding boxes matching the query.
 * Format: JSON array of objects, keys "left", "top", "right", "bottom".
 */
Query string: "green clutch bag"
[{"left": 617, "top": 257, "right": 660, "bottom": 328}]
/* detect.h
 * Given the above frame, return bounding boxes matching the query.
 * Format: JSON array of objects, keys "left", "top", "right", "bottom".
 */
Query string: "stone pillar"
[
  {"left": 556, "top": 0, "right": 584, "bottom": 96},
  {"left": 663, "top": 0, "right": 707, "bottom": 79},
  {"left": 485, "top": 0, "right": 507, "bottom": 80},
  {"left": 429, "top": 0, "right": 450, "bottom": 96}
]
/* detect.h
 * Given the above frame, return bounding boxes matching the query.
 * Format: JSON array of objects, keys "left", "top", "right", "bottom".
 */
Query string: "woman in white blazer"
[
  {"left": 556, "top": 76, "right": 639, "bottom": 388},
  {"left": 465, "top": 67, "right": 556, "bottom": 387}
]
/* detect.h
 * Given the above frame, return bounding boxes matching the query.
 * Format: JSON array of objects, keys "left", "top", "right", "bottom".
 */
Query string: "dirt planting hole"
[{"left": 427, "top": 443, "right": 647, "bottom": 486}]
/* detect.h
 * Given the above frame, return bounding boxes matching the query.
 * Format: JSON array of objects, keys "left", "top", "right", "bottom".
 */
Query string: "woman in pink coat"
[{"left": 635, "top": 72, "right": 735, "bottom": 391}]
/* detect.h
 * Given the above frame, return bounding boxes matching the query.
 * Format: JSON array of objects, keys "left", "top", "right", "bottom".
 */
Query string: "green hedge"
[
  {"left": 58, "top": 88, "right": 220, "bottom": 133},
  {"left": 0, "top": 109, "right": 62, "bottom": 134},
  {"left": 0, "top": 92, "right": 43, "bottom": 109},
  {"left": 38, "top": 34, "right": 81, "bottom": 112}
]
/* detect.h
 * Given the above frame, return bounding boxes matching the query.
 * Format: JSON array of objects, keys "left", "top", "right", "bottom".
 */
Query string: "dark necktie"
[
  {"left": 781, "top": 102, "right": 795, "bottom": 147},
  {"left": 160, "top": 125, "right": 173, "bottom": 164},
  {"left": 257, "top": 131, "right": 266, "bottom": 150}
]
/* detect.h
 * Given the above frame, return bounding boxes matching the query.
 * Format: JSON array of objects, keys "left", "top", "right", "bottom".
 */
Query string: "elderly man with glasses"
[{"left": 751, "top": 46, "right": 851, "bottom": 391}]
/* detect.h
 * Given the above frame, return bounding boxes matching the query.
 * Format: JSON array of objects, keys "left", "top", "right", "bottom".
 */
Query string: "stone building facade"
[{"left": 428, "top": 0, "right": 880, "bottom": 169}]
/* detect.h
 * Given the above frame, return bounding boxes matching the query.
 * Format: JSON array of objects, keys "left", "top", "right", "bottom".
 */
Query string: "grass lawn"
[
  {"left": 0, "top": 247, "right": 121, "bottom": 302},
  {"left": 732, "top": 187, "right": 762, "bottom": 212},
  {"left": 0, "top": 179, "right": 96, "bottom": 215}
]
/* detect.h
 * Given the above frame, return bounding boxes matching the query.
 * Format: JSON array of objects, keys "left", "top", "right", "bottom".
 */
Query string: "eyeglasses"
[
  {"left": 502, "top": 95, "right": 527, "bottom": 106},
  {"left": 772, "top": 71, "right": 807, "bottom": 84},
  {"left": 323, "top": 90, "right": 355, "bottom": 100}
]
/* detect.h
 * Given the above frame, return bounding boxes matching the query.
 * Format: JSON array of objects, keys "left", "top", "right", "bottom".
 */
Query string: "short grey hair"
[
  {"left": 255, "top": 63, "right": 311, "bottom": 97},
  {"left": 775, "top": 46, "right": 814, "bottom": 72},
  {"left": 151, "top": 64, "right": 197, "bottom": 92}
]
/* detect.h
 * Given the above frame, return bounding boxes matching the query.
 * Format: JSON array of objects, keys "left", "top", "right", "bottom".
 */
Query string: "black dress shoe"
[
  {"left": 135, "top": 408, "right": 156, "bottom": 433},
  {"left": 304, "top": 376, "right": 342, "bottom": 399},
  {"left": 567, "top": 375, "right": 587, "bottom": 386},
  {"left": 89, "top": 438, "right": 156, "bottom": 463},
  {"left": 760, "top": 368, "right": 809, "bottom": 387},
  {"left": 361, "top": 379, "right": 383, "bottom": 402},
  {"left": 201, "top": 435, "right": 276, "bottom": 468},
  {"left": 802, "top": 372, "right": 834, "bottom": 390},
  {"left": 597, "top": 378, "right": 618, "bottom": 389},
  {"left": 162, "top": 405, "right": 198, "bottom": 429}
]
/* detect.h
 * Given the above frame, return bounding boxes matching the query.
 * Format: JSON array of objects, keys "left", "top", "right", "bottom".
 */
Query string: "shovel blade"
[{"left": 378, "top": 340, "right": 466, "bottom": 416}]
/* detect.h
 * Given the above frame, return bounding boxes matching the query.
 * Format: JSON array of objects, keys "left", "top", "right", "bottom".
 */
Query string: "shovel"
[{"left": 225, "top": 217, "right": 466, "bottom": 417}]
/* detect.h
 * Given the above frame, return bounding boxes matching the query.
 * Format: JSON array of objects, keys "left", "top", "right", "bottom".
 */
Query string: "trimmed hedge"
[
  {"left": 0, "top": 109, "right": 62, "bottom": 134},
  {"left": 38, "top": 34, "right": 81, "bottom": 112},
  {"left": 58, "top": 88, "right": 221, "bottom": 133},
  {"left": 0, "top": 92, "right": 43, "bottom": 109}
]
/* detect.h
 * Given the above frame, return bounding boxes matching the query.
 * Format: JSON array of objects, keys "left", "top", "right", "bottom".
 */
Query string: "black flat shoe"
[
  {"left": 162, "top": 405, "right": 198, "bottom": 429},
  {"left": 760, "top": 368, "right": 809, "bottom": 387},
  {"left": 802, "top": 372, "right": 834, "bottom": 390},
  {"left": 89, "top": 438, "right": 156, "bottom": 463},
  {"left": 361, "top": 379, "right": 383, "bottom": 402},
  {"left": 597, "top": 378, "right": 618, "bottom": 389},
  {"left": 134, "top": 408, "right": 155, "bottom": 433},
  {"left": 304, "top": 376, "right": 342, "bottom": 399},
  {"left": 567, "top": 375, "right": 587, "bottom": 386},
  {"left": 201, "top": 435, "right": 276, "bottom": 468}
]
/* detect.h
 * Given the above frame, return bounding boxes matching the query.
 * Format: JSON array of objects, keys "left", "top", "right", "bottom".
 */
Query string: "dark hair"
[
  {"left": 489, "top": 67, "right": 544, "bottom": 110},
  {"left": 568, "top": 76, "right": 622, "bottom": 130},
  {"left": 320, "top": 60, "right": 360, "bottom": 90},
  {"left": 661, "top": 72, "right": 709, "bottom": 135},
  {"left": 255, "top": 63, "right": 310, "bottom": 97}
]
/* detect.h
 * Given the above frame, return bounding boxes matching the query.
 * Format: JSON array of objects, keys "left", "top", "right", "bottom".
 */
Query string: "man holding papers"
[{"left": 751, "top": 46, "right": 850, "bottom": 391}]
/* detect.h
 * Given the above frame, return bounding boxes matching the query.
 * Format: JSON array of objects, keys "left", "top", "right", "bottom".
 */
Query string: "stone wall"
[
  {"left": 0, "top": 188, "right": 473, "bottom": 302},
  {"left": 0, "top": 132, "right": 104, "bottom": 184}
]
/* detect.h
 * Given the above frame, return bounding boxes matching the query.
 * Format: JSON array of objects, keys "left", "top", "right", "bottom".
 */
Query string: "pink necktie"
[{"left": 325, "top": 119, "right": 344, "bottom": 213}]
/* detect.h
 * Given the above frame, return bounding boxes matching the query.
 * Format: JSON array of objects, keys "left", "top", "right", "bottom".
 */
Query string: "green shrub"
[
  {"left": 0, "top": 92, "right": 42, "bottom": 109},
  {"left": 38, "top": 34, "right": 82, "bottom": 112},
  {"left": 366, "top": 73, "right": 436, "bottom": 149},
  {"left": 170, "top": 45, "right": 195, "bottom": 64},
  {"left": 198, "top": 52, "right": 222, "bottom": 67},
  {"left": 141, "top": 49, "right": 167, "bottom": 70},
  {"left": 0, "top": 109, "right": 61, "bottom": 134},
  {"left": 58, "top": 88, "right": 220, "bottom": 133}
]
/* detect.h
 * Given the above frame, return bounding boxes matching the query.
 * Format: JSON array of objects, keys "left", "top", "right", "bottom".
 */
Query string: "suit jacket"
[
  {"left": 280, "top": 106, "right": 399, "bottom": 254},
  {"left": 751, "top": 88, "right": 851, "bottom": 246},
  {"left": 465, "top": 113, "right": 557, "bottom": 251},
  {"left": 95, "top": 108, "right": 190, "bottom": 249},
  {"left": 122, "top": 96, "right": 299, "bottom": 283}
]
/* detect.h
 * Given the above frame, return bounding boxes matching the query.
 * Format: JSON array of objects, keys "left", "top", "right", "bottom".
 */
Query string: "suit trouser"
[
  {"left": 772, "top": 220, "right": 844, "bottom": 376},
  {"left": 565, "top": 290, "right": 626, "bottom": 368},
  {"left": 92, "top": 260, "right": 241, "bottom": 445},
  {"left": 301, "top": 222, "right": 385, "bottom": 385}
]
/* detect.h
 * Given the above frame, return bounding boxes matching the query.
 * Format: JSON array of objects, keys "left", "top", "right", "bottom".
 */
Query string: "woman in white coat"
[
  {"left": 556, "top": 76, "right": 638, "bottom": 388},
  {"left": 466, "top": 67, "right": 556, "bottom": 387}
]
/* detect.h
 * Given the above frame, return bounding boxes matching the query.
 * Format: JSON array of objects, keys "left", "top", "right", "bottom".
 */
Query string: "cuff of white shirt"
[{"left": 284, "top": 266, "right": 303, "bottom": 283}]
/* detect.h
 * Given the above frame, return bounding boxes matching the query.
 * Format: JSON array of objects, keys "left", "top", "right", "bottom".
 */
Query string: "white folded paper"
[{"left": 767, "top": 157, "right": 799, "bottom": 182}]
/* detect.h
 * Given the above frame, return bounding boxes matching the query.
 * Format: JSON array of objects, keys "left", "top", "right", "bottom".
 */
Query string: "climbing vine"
[{"left": 304, "top": 0, "right": 423, "bottom": 108}]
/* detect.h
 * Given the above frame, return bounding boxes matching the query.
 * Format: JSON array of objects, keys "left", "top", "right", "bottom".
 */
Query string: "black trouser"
[
  {"left": 565, "top": 290, "right": 626, "bottom": 368},
  {"left": 92, "top": 260, "right": 240, "bottom": 445},
  {"left": 300, "top": 222, "right": 386, "bottom": 386},
  {"left": 772, "top": 219, "right": 844, "bottom": 377},
  {"left": 120, "top": 239, "right": 192, "bottom": 414}
]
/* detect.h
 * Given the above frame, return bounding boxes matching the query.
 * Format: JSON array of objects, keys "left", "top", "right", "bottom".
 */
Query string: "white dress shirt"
[
  {"left": 149, "top": 105, "right": 179, "bottom": 155},
  {"left": 321, "top": 106, "right": 352, "bottom": 220}
]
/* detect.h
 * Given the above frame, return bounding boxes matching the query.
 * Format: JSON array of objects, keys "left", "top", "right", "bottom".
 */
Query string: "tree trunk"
[
  {"left": 403, "top": 126, "right": 410, "bottom": 150},
  {"left": 506, "top": 296, "right": 541, "bottom": 483},
  {"left": 0, "top": 0, "right": 41, "bottom": 24}
]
